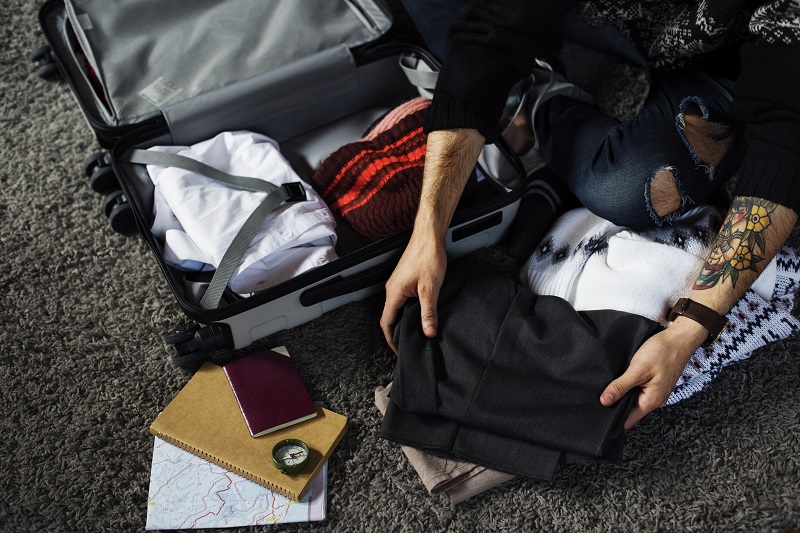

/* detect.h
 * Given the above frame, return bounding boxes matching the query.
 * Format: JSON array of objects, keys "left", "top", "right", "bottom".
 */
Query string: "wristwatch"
[{"left": 667, "top": 298, "right": 728, "bottom": 346}]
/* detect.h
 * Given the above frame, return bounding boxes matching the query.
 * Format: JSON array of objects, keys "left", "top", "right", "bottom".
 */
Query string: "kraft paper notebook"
[
  {"left": 149, "top": 362, "right": 347, "bottom": 501},
  {"left": 223, "top": 348, "right": 317, "bottom": 437}
]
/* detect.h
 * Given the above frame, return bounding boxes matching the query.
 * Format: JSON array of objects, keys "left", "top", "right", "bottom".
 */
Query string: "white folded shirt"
[{"left": 147, "top": 130, "right": 338, "bottom": 295}]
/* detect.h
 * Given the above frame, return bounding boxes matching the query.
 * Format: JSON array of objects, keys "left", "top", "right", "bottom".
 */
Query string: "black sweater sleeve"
[
  {"left": 424, "top": 0, "right": 576, "bottom": 143},
  {"left": 729, "top": 42, "right": 800, "bottom": 213}
]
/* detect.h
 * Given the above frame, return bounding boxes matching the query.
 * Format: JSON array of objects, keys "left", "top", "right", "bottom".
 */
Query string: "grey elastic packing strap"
[
  {"left": 399, "top": 55, "right": 438, "bottom": 91},
  {"left": 124, "top": 148, "right": 307, "bottom": 310}
]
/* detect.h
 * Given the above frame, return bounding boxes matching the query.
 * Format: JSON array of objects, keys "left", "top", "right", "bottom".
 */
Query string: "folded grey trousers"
[{"left": 380, "top": 266, "right": 662, "bottom": 479}]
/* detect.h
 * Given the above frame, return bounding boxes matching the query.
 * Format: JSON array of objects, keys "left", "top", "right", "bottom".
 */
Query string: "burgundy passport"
[{"left": 223, "top": 349, "right": 317, "bottom": 437}]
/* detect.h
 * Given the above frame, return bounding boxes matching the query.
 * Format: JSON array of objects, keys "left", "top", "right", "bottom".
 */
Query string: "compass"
[{"left": 271, "top": 439, "right": 311, "bottom": 474}]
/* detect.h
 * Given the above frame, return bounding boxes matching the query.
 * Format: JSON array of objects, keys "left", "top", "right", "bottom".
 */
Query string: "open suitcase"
[{"left": 36, "top": 0, "right": 525, "bottom": 369}]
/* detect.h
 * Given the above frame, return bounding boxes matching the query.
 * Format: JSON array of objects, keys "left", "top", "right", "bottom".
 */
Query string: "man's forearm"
[
  {"left": 380, "top": 128, "right": 486, "bottom": 347},
  {"left": 677, "top": 196, "right": 797, "bottom": 336},
  {"left": 600, "top": 195, "right": 797, "bottom": 426},
  {"left": 414, "top": 129, "right": 486, "bottom": 241}
]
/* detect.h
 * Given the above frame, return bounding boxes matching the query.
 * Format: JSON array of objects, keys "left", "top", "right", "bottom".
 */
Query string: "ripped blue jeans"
[
  {"left": 397, "top": 0, "right": 738, "bottom": 229},
  {"left": 536, "top": 68, "right": 736, "bottom": 229}
]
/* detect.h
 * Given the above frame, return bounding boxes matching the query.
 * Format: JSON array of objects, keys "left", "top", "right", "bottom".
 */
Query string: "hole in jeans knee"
[
  {"left": 676, "top": 98, "right": 734, "bottom": 176},
  {"left": 646, "top": 166, "right": 687, "bottom": 224}
]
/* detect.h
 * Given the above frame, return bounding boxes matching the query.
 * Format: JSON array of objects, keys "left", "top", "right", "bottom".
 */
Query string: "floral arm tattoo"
[{"left": 694, "top": 197, "right": 778, "bottom": 290}]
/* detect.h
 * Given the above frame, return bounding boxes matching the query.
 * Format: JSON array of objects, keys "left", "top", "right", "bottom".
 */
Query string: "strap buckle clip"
[{"left": 282, "top": 182, "right": 307, "bottom": 202}]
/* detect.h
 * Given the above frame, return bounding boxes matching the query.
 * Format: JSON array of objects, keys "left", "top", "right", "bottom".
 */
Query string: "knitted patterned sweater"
[{"left": 425, "top": 0, "right": 800, "bottom": 212}]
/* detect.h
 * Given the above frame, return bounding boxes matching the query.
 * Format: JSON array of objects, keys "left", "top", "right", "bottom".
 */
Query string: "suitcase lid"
[{"left": 40, "top": 0, "right": 394, "bottom": 145}]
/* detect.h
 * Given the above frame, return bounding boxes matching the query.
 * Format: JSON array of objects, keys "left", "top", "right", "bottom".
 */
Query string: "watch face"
[{"left": 275, "top": 443, "right": 308, "bottom": 466}]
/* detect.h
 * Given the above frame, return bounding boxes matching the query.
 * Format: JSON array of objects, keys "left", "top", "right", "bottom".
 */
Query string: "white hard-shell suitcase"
[{"left": 36, "top": 0, "right": 525, "bottom": 368}]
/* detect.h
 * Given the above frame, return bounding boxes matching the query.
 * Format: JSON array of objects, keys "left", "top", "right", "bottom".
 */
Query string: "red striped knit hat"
[{"left": 312, "top": 98, "right": 474, "bottom": 242}]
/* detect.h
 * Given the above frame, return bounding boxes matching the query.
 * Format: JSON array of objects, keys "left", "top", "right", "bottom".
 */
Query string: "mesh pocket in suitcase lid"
[{"left": 64, "top": 0, "right": 392, "bottom": 126}]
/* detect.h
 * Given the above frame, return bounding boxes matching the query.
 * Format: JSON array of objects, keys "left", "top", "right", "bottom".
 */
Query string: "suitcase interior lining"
[
  {"left": 115, "top": 52, "right": 519, "bottom": 309},
  {"left": 122, "top": 106, "right": 515, "bottom": 309},
  {"left": 124, "top": 103, "right": 513, "bottom": 254}
]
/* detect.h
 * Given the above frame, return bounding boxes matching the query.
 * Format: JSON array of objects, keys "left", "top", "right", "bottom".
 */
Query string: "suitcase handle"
[
  {"left": 299, "top": 262, "right": 397, "bottom": 307},
  {"left": 299, "top": 210, "right": 504, "bottom": 307}
]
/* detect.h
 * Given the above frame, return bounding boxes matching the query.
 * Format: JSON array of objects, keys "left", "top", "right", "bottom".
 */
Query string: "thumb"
[{"left": 600, "top": 367, "right": 644, "bottom": 407}]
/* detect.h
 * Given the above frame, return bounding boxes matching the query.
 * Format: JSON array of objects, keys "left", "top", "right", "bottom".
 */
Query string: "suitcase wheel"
[
  {"left": 83, "top": 151, "right": 110, "bottom": 178},
  {"left": 31, "top": 44, "right": 61, "bottom": 83},
  {"left": 102, "top": 190, "right": 136, "bottom": 234},
  {"left": 162, "top": 325, "right": 201, "bottom": 345},
  {"left": 163, "top": 325, "right": 229, "bottom": 371},
  {"left": 84, "top": 151, "right": 119, "bottom": 193},
  {"left": 36, "top": 62, "right": 60, "bottom": 82},
  {"left": 89, "top": 165, "right": 118, "bottom": 194},
  {"left": 30, "top": 44, "right": 51, "bottom": 62}
]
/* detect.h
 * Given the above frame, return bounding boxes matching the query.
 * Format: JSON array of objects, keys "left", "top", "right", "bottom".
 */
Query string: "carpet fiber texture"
[{"left": 2, "top": 1, "right": 799, "bottom": 531}]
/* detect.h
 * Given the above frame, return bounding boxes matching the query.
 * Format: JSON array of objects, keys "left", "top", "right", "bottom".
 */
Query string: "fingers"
[
  {"left": 604, "top": 330, "right": 693, "bottom": 429},
  {"left": 600, "top": 364, "right": 661, "bottom": 430},
  {"left": 624, "top": 392, "right": 668, "bottom": 430},
  {"left": 380, "top": 292, "right": 407, "bottom": 355},
  {"left": 381, "top": 238, "right": 446, "bottom": 350},
  {"left": 380, "top": 278, "right": 440, "bottom": 353},
  {"left": 604, "top": 363, "right": 670, "bottom": 429},
  {"left": 600, "top": 367, "right": 644, "bottom": 407},
  {"left": 418, "top": 282, "right": 440, "bottom": 338},
  {"left": 624, "top": 404, "right": 647, "bottom": 431}
]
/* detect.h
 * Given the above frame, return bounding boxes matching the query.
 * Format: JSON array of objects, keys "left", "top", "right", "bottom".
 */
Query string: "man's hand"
[
  {"left": 380, "top": 128, "right": 486, "bottom": 353},
  {"left": 600, "top": 317, "right": 707, "bottom": 429},
  {"left": 601, "top": 197, "right": 797, "bottom": 429},
  {"left": 380, "top": 230, "right": 447, "bottom": 353}
]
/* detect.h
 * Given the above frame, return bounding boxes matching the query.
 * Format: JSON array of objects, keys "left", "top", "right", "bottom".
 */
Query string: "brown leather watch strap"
[{"left": 667, "top": 298, "right": 728, "bottom": 346}]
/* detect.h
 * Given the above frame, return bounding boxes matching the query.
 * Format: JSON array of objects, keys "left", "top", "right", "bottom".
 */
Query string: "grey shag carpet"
[{"left": 2, "top": 1, "right": 799, "bottom": 531}]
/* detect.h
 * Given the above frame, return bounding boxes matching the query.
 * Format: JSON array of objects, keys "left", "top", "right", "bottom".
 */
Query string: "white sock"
[
  {"left": 522, "top": 206, "right": 725, "bottom": 325},
  {"left": 521, "top": 208, "right": 617, "bottom": 304},
  {"left": 574, "top": 207, "right": 723, "bottom": 324}
]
